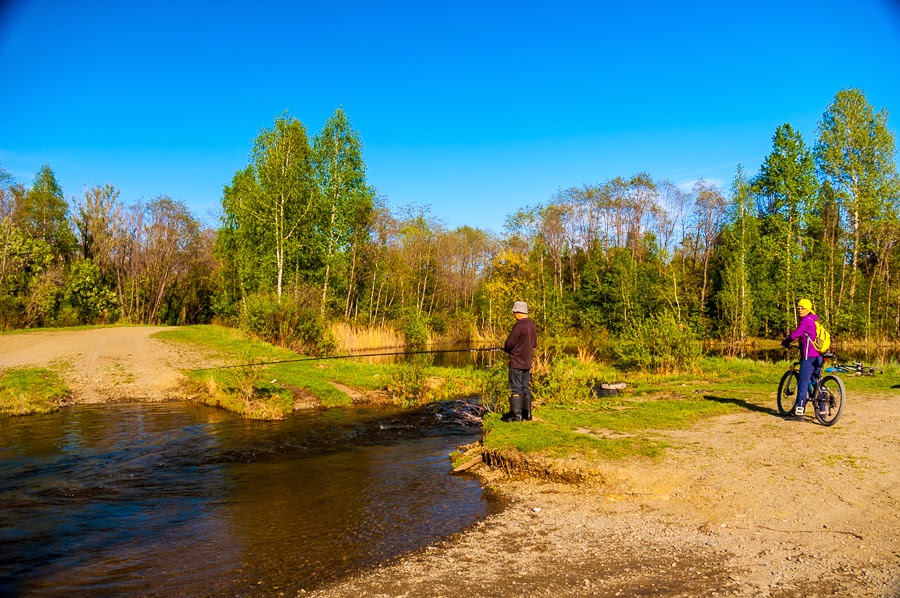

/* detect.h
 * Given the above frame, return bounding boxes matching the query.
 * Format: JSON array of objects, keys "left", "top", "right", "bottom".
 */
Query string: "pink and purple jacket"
[{"left": 787, "top": 312, "right": 821, "bottom": 360}]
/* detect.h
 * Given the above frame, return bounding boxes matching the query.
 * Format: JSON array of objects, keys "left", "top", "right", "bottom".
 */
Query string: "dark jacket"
[{"left": 504, "top": 317, "right": 537, "bottom": 370}]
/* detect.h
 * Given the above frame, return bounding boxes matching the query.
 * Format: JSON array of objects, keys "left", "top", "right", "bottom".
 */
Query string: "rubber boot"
[
  {"left": 501, "top": 394, "right": 523, "bottom": 422},
  {"left": 522, "top": 390, "right": 533, "bottom": 421}
]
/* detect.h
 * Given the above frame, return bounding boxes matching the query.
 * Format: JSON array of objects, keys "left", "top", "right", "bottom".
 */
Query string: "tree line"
[{"left": 2, "top": 91, "right": 898, "bottom": 353}]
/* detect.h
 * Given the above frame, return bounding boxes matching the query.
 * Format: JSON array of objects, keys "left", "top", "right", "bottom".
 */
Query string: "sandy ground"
[
  {"left": 2, "top": 328, "right": 898, "bottom": 596},
  {"left": 0, "top": 326, "right": 223, "bottom": 403}
]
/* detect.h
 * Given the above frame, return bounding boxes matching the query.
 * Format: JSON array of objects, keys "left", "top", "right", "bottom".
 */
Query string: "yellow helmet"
[{"left": 797, "top": 298, "right": 813, "bottom": 311}]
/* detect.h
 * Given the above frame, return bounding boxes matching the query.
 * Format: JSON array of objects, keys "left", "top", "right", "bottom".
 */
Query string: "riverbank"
[{"left": 310, "top": 385, "right": 900, "bottom": 597}]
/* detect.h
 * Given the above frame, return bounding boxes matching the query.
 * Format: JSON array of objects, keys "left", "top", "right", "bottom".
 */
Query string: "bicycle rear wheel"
[
  {"left": 814, "top": 375, "right": 845, "bottom": 426},
  {"left": 777, "top": 370, "right": 799, "bottom": 416}
]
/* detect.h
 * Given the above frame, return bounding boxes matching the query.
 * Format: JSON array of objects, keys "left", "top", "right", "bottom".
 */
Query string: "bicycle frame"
[{"left": 776, "top": 353, "right": 846, "bottom": 426}]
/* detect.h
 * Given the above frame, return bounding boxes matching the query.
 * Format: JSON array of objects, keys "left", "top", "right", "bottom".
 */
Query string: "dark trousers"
[{"left": 509, "top": 368, "right": 532, "bottom": 415}]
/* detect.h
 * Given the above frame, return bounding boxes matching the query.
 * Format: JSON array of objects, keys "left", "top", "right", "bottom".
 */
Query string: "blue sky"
[{"left": 2, "top": 0, "right": 899, "bottom": 232}]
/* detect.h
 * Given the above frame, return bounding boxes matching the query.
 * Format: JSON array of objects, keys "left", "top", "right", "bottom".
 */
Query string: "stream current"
[{"left": 0, "top": 401, "right": 498, "bottom": 596}]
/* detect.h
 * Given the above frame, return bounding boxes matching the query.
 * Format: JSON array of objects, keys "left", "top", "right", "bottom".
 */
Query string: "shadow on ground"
[{"left": 702, "top": 395, "right": 781, "bottom": 416}]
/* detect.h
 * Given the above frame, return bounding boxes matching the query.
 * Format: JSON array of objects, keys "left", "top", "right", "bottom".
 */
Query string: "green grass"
[
  {"left": 154, "top": 324, "right": 482, "bottom": 418},
  {"left": 824, "top": 361, "right": 900, "bottom": 392},
  {"left": 0, "top": 368, "right": 70, "bottom": 416},
  {"left": 483, "top": 394, "right": 741, "bottom": 460},
  {"left": 482, "top": 356, "right": 813, "bottom": 462}
]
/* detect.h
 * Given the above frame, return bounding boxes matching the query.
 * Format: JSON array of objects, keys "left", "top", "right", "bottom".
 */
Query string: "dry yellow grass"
[{"left": 330, "top": 322, "right": 405, "bottom": 353}]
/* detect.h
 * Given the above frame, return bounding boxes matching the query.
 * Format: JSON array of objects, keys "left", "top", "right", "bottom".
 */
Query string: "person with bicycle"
[{"left": 780, "top": 298, "right": 824, "bottom": 417}]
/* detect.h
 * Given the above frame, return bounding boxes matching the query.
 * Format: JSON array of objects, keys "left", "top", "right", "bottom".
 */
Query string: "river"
[{"left": 0, "top": 401, "right": 499, "bottom": 596}]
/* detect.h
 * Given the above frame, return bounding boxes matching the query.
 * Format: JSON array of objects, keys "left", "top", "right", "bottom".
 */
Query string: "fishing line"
[{"left": 190, "top": 347, "right": 505, "bottom": 372}]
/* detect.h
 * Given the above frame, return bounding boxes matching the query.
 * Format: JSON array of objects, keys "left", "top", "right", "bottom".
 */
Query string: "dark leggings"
[{"left": 797, "top": 356, "right": 824, "bottom": 408}]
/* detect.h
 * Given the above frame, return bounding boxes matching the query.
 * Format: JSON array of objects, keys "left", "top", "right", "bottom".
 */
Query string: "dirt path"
[
  {"left": 2, "top": 329, "right": 898, "bottom": 595},
  {"left": 311, "top": 389, "right": 900, "bottom": 597},
  {"left": 0, "top": 327, "right": 223, "bottom": 403}
]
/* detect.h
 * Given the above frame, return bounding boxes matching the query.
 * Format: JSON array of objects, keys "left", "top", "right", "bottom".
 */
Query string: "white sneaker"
[{"left": 794, "top": 405, "right": 805, "bottom": 416}]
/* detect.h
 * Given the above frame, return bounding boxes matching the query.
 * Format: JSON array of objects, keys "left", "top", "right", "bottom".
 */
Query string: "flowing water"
[{"left": 0, "top": 402, "right": 499, "bottom": 596}]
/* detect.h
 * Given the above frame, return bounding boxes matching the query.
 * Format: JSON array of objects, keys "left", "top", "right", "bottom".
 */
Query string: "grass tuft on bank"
[{"left": 0, "top": 368, "right": 70, "bottom": 416}]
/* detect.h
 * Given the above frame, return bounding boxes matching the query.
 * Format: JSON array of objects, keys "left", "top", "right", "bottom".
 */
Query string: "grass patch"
[
  {"left": 482, "top": 357, "right": 803, "bottom": 462},
  {"left": 484, "top": 355, "right": 900, "bottom": 464},
  {"left": 155, "top": 324, "right": 482, "bottom": 418},
  {"left": 0, "top": 368, "right": 70, "bottom": 416},
  {"left": 822, "top": 454, "right": 869, "bottom": 469},
  {"left": 483, "top": 412, "right": 667, "bottom": 459},
  {"left": 483, "top": 394, "right": 740, "bottom": 460}
]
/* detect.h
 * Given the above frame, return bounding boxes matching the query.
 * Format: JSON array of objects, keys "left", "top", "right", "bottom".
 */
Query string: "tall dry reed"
[{"left": 330, "top": 322, "right": 405, "bottom": 353}]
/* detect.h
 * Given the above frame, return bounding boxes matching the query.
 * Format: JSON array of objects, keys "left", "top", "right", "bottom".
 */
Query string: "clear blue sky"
[{"left": 2, "top": 0, "right": 899, "bottom": 232}]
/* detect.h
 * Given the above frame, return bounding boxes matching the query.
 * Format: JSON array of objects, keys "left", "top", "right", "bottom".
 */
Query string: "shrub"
[
  {"left": 385, "top": 355, "right": 432, "bottom": 406},
  {"left": 479, "top": 354, "right": 618, "bottom": 411},
  {"left": 197, "top": 354, "right": 293, "bottom": 420},
  {"left": 610, "top": 311, "right": 703, "bottom": 373},
  {"left": 51, "top": 305, "right": 81, "bottom": 328},
  {"left": 0, "top": 295, "right": 24, "bottom": 330},
  {"left": 239, "top": 291, "right": 332, "bottom": 355},
  {"left": 479, "top": 361, "right": 510, "bottom": 413},
  {"left": 63, "top": 260, "right": 119, "bottom": 324},
  {"left": 24, "top": 268, "right": 65, "bottom": 327},
  {"left": 400, "top": 310, "right": 431, "bottom": 346},
  {"left": 226, "top": 354, "right": 266, "bottom": 405},
  {"left": 533, "top": 356, "right": 615, "bottom": 406},
  {"left": 431, "top": 311, "right": 478, "bottom": 342}
]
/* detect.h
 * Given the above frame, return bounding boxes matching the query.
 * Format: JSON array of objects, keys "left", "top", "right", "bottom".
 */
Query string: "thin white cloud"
[{"left": 676, "top": 178, "right": 726, "bottom": 193}]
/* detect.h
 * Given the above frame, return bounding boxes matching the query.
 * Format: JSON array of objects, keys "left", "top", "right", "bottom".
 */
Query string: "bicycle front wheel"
[
  {"left": 777, "top": 370, "right": 799, "bottom": 416},
  {"left": 862, "top": 366, "right": 883, "bottom": 376},
  {"left": 814, "top": 375, "right": 845, "bottom": 426}
]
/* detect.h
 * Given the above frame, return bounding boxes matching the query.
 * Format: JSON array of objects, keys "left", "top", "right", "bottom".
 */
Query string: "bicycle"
[
  {"left": 776, "top": 350, "right": 846, "bottom": 426},
  {"left": 825, "top": 360, "right": 883, "bottom": 376}
]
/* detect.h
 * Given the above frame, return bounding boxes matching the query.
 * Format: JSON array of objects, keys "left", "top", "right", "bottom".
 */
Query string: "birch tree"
[
  {"left": 221, "top": 113, "right": 317, "bottom": 302},
  {"left": 815, "top": 88, "right": 898, "bottom": 302},
  {"left": 312, "top": 108, "right": 374, "bottom": 316}
]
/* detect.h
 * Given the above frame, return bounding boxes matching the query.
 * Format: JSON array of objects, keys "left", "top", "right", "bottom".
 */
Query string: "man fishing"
[{"left": 502, "top": 301, "right": 537, "bottom": 422}]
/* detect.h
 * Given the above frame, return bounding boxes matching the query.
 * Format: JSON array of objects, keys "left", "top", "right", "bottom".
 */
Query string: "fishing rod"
[{"left": 190, "top": 347, "right": 506, "bottom": 372}]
